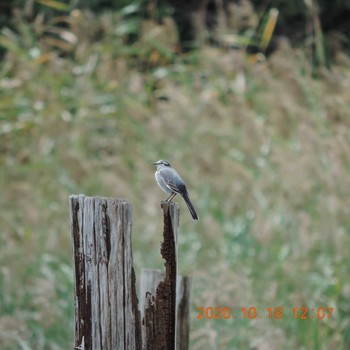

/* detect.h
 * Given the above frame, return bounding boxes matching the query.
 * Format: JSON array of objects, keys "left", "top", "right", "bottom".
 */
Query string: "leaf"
[
  {"left": 0, "top": 34, "right": 25, "bottom": 55},
  {"left": 36, "top": 0, "right": 70, "bottom": 11},
  {"left": 120, "top": 4, "right": 140, "bottom": 16},
  {"left": 260, "top": 8, "right": 279, "bottom": 51}
]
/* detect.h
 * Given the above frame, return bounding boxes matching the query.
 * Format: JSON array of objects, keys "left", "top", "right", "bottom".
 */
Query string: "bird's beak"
[{"left": 152, "top": 162, "right": 157, "bottom": 165}]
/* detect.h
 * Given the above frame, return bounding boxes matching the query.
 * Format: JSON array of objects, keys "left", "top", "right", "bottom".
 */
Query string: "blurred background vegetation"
[{"left": 1, "top": 0, "right": 350, "bottom": 349}]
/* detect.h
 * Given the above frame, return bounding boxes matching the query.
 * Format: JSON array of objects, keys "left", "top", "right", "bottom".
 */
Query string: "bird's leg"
[{"left": 166, "top": 192, "right": 177, "bottom": 202}]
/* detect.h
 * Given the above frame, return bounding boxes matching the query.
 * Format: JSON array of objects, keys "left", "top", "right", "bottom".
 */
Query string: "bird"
[{"left": 152, "top": 160, "right": 199, "bottom": 220}]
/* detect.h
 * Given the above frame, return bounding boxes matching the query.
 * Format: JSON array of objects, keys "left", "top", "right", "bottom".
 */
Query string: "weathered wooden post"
[
  {"left": 176, "top": 275, "right": 192, "bottom": 350},
  {"left": 69, "top": 195, "right": 141, "bottom": 350},
  {"left": 141, "top": 201, "right": 179, "bottom": 350},
  {"left": 140, "top": 271, "right": 193, "bottom": 350},
  {"left": 69, "top": 195, "right": 192, "bottom": 350}
]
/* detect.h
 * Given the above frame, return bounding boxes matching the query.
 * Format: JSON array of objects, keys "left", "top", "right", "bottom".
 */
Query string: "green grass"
[{"left": 1, "top": 8, "right": 350, "bottom": 350}]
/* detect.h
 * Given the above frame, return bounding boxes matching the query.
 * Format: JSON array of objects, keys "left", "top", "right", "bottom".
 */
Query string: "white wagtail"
[{"left": 153, "top": 160, "right": 199, "bottom": 220}]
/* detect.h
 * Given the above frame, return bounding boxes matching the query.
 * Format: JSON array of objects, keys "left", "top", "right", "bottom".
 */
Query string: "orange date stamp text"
[{"left": 196, "top": 306, "right": 334, "bottom": 320}]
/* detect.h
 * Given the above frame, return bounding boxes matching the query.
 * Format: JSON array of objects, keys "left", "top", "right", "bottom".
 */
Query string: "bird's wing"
[
  {"left": 166, "top": 180, "right": 182, "bottom": 194},
  {"left": 161, "top": 167, "right": 187, "bottom": 194}
]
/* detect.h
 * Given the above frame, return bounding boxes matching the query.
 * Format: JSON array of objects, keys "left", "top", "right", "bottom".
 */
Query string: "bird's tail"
[{"left": 182, "top": 193, "right": 199, "bottom": 220}]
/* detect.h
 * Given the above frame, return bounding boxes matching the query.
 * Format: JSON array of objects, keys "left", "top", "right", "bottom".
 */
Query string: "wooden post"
[
  {"left": 141, "top": 270, "right": 193, "bottom": 350},
  {"left": 69, "top": 195, "right": 141, "bottom": 350},
  {"left": 142, "top": 201, "right": 179, "bottom": 350},
  {"left": 140, "top": 269, "right": 164, "bottom": 347},
  {"left": 70, "top": 196, "right": 192, "bottom": 350},
  {"left": 176, "top": 275, "right": 193, "bottom": 350},
  {"left": 140, "top": 269, "right": 164, "bottom": 317}
]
